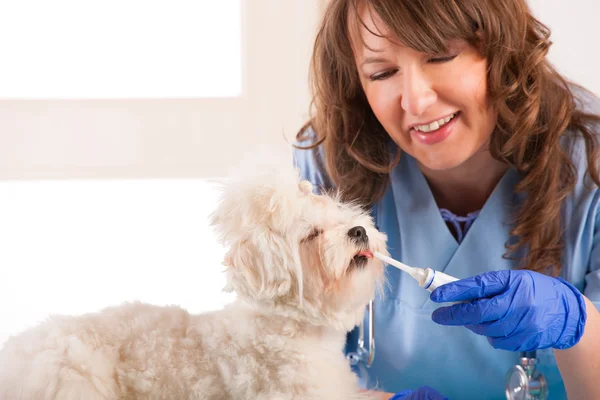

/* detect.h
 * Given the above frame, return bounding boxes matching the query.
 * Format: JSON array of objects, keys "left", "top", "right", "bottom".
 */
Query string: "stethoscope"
[
  {"left": 346, "top": 203, "right": 380, "bottom": 368},
  {"left": 505, "top": 351, "right": 548, "bottom": 400},
  {"left": 346, "top": 300, "right": 375, "bottom": 367}
]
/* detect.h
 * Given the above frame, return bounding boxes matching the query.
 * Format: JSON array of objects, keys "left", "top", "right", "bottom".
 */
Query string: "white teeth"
[{"left": 414, "top": 113, "right": 456, "bottom": 133}]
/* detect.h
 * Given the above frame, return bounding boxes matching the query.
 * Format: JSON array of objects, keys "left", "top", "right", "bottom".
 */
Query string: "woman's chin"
[{"left": 416, "top": 153, "right": 469, "bottom": 172}]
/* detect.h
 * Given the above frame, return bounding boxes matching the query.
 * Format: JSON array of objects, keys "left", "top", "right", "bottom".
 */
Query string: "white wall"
[{"left": 528, "top": 0, "right": 600, "bottom": 96}]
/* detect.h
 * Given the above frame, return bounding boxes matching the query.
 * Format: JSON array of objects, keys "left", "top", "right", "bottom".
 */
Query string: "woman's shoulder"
[
  {"left": 562, "top": 86, "right": 600, "bottom": 172},
  {"left": 293, "top": 124, "right": 335, "bottom": 193},
  {"left": 559, "top": 86, "right": 600, "bottom": 221},
  {"left": 572, "top": 84, "right": 600, "bottom": 115}
]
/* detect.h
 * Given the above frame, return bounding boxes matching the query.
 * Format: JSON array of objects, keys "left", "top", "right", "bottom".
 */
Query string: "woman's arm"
[{"left": 555, "top": 296, "right": 600, "bottom": 400}]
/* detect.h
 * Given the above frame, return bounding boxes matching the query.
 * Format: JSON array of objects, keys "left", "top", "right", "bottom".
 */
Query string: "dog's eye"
[{"left": 304, "top": 228, "right": 323, "bottom": 242}]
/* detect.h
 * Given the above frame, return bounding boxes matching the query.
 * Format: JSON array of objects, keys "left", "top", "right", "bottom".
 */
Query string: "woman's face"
[{"left": 352, "top": 6, "right": 497, "bottom": 171}]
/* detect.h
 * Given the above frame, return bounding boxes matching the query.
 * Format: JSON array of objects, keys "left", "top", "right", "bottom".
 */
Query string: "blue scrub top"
[{"left": 293, "top": 95, "right": 600, "bottom": 400}]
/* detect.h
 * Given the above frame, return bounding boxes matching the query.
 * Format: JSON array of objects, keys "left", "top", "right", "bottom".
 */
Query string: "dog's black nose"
[{"left": 348, "top": 226, "right": 368, "bottom": 242}]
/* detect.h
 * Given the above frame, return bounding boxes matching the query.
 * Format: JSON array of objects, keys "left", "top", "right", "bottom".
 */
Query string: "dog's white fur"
[{"left": 0, "top": 148, "right": 387, "bottom": 399}]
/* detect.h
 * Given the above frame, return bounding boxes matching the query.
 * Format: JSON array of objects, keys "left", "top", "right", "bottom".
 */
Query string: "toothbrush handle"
[{"left": 422, "top": 268, "right": 459, "bottom": 292}]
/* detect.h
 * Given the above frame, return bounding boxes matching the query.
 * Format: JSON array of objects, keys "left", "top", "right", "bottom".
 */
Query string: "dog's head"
[{"left": 210, "top": 149, "right": 387, "bottom": 331}]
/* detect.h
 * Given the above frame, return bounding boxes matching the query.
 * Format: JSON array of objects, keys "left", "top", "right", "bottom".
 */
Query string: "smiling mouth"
[{"left": 410, "top": 111, "right": 460, "bottom": 133}]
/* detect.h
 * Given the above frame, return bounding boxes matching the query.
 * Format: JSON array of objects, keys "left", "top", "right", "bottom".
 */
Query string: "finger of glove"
[
  {"left": 430, "top": 271, "right": 510, "bottom": 303},
  {"left": 488, "top": 332, "right": 545, "bottom": 352},
  {"left": 421, "top": 386, "right": 448, "bottom": 400},
  {"left": 389, "top": 390, "right": 414, "bottom": 400},
  {"left": 432, "top": 294, "right": 511, "bottom": 326},
  {"left": 408, "top": 386, "right": 448, "bottom": 400}
]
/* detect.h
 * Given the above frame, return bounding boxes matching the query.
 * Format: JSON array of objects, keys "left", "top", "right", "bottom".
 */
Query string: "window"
[
  {"left": 0, "top": 0, "right": 242, "bottom": 98},
  {"left": 0, "top": 1, "right": 321, "bottom": 181}
]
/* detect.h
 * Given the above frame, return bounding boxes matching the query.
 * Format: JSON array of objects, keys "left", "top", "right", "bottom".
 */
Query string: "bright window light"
[
  {"left": 0, "top": 0, "right": 242, "bottom": 98},
  {"left": 0, "top": 179, "right": 236, "bottom": 348}
]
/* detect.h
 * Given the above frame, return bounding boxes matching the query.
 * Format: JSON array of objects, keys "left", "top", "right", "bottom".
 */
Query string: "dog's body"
[
  {"left": 0, "top": 149, "right": 387, "bottom": 399},
  {"left": 0, "top": 302, "right": 364, "bottom": 399}
]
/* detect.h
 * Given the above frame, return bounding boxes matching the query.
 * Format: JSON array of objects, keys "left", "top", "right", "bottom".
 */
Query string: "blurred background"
[{"left": 0, "top": 0, "right": 598, "bottom": 348}]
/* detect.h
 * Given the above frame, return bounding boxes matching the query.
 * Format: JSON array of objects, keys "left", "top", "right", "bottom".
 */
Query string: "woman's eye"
[
  {"left": 428, "top": 54, "right": 458, "bottom": 63},
  {"left": 369, "top": 69, "right": 398, "bottom": 81}
]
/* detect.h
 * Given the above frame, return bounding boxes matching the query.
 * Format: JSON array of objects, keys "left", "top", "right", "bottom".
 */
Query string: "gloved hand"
[
  {"left": 389, "top": 386, "right": 448, "bottom": 400},
  {"left": 430, "top": 270, "right": 587, "bottom": 351}
]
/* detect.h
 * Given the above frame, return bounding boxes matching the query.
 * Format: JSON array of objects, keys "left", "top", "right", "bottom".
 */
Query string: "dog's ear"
[
  {"left": 211, "top": 183, "right": 303, "bottom": 301},
  {"left": 210, "top": 145, "right": 306, "bottom": 301},
  {"left": 221, "top": 231, "right": 299, "bottom": 300}
]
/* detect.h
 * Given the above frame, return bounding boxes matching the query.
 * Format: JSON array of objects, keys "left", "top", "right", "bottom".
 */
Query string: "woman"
[{"left": 294, "top": 1, "right": 600, "bottom": 399}]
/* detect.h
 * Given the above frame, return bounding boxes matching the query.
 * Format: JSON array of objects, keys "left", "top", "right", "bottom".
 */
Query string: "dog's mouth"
[{"left": 350, "top": 249, "right": 374, "bottom": 269}]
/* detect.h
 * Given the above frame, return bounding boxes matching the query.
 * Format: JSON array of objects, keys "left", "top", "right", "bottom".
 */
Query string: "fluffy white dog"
[{"left": 0, "top": 150, "right": 387, "bottom": 400}]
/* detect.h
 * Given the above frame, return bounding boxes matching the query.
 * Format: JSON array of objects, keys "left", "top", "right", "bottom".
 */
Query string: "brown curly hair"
[{"left": 297, "top": 0, "right": 600, "bottom": 276}]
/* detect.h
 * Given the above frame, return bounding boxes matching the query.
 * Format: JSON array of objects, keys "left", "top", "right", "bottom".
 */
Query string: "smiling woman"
[{"left": 295, "top": 0, "right": 600, "bottom": 399}]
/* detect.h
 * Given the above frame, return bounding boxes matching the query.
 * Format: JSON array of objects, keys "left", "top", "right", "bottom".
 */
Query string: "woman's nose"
[{"left": 400, "top": 66, "right": 437, "bottom": 116}]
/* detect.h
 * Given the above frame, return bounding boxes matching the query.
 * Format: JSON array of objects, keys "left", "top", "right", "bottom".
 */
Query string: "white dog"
[{"left": 0, "top": 150, "right": 387, "bottom": 400}]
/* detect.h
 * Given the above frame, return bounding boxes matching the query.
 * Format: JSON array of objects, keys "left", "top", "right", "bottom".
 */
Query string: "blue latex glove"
[
  {"left": 389, "top": 386, "right": 448, "bottom": 400},
  {"left": 430, "top": 270, "right": 587, "bottom": 351}
]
